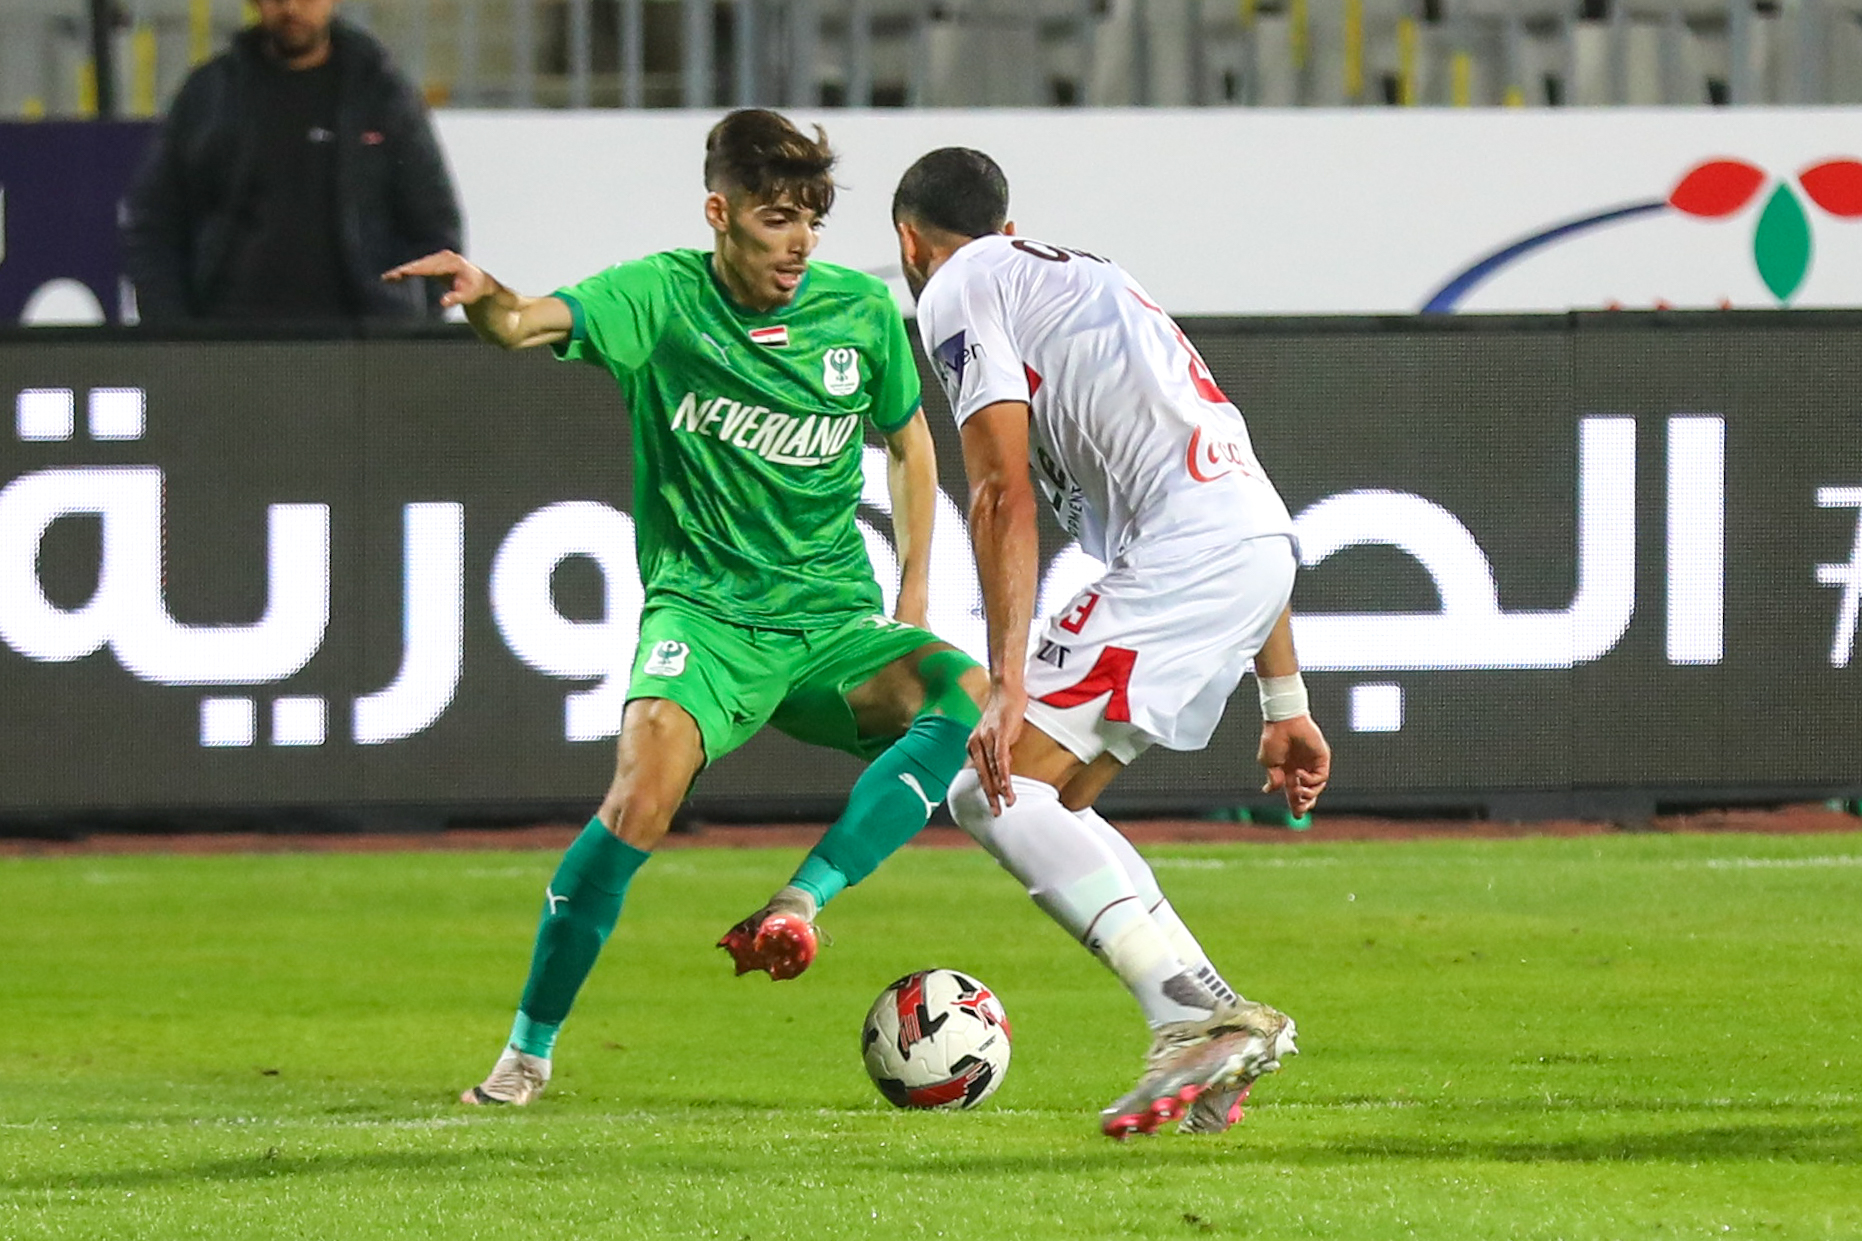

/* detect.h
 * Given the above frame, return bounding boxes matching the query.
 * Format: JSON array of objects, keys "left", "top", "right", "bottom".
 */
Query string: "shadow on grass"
[
  {"left": 7, "top": 1118, "right": 1855, "bottom": 1195},
  {"left": 1283, "top": 1121, "right": 1860, "bottom": 1166},
  {"left": 4, "top": 1145, "right": 536, "bottom": 1195},
  {"left": 804, "top": 1121, "right": 1862, "bottom": 1174},
  {"left": 1310, "top": 1094, "right": 1862, "bottom": 1117}
]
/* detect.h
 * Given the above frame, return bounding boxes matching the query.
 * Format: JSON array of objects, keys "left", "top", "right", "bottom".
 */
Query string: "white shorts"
[{"left": 1022, "top": 534, "right": 1297, "bottom": 765}]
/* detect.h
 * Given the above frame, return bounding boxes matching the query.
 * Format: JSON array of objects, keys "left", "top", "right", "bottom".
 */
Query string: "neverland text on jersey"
[{"left": 668, "top": 391, "right": 862, "bottom": 467}]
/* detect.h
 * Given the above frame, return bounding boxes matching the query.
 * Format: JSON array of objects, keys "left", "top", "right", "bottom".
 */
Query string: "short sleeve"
[
  {"left": 550, "top": 258, "right": 673, "bottom": 371},
  {"left": 917, "top": 259, "right": 1029, "bottom": 426},
  {"left": 866, "top": 301, "right": 924, "bottom": 433}
]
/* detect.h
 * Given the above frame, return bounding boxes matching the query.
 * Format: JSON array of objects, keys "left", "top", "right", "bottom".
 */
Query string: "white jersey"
[{"left": 914, "top": 233, "right": 1293, "bottom": 564}]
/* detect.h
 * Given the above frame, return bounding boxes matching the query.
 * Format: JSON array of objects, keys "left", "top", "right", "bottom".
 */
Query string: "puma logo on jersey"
[{"left": 669, "top": 391, "right": 860, "bottom": 467}]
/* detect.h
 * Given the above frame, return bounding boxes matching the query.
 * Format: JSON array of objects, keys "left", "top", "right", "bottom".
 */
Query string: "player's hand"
[
  {"left": 1258, "top": 714, "right": 1330, "bottom": 818},
  {"left": 381, "top": 250, "right": 497, "bottom": 309},
  {"left": 968, "top": 683, "right": 1028, "bottom": 816}
]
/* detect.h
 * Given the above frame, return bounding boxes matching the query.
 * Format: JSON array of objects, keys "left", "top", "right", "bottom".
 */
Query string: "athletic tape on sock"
[
  {"left": 1075, "top": 804, "right": 1244, "bottom": 1007},
  {"left": 508, "top": 1011, "right": 559, "bottom": 1059},
  {"left": 952, "top": 775, "right": 1214, "bottom": 1026},
  {"left": 787, "top": 859, "right": 844, "bottom": 910}
]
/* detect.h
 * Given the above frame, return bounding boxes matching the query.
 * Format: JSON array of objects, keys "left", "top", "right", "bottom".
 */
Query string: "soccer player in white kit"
[{"left": 892, "top": 148, "right": 1332, "bottom": 1139}]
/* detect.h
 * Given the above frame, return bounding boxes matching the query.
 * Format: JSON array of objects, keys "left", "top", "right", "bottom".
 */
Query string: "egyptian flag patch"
[{"left": 749, "top": 325, "right": 790, "bottom": 347}]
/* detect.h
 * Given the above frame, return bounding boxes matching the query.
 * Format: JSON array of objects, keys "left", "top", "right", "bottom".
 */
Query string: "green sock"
[
  {"left": 789, "top": 854, "right": 849, "bottom": 907},
  {"left": 791, "top": 651, "right": 981, "bottom": 908},
  {"left": 509, "top": 818, "right": 649, "bottom": 1058}
]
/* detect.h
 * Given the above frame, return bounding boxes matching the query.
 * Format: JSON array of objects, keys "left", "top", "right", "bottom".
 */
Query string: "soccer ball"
[{"left": 861, "top": 968, "right": 1012, "bottom": 1109}]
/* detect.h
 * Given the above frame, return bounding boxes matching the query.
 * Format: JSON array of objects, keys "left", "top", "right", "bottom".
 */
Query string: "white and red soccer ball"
[{"left": 861, "top": 968, "right": 1012, "bottom": 1109}]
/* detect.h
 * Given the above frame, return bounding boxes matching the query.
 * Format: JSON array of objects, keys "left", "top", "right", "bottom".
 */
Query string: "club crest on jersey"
[
  {"left": 749, "top": 325, "right": 789, "bottom": 348},
  {"left": 644, "top": 640, "right": 689, "bottom": 677},
  {"left": 823, "top": 347, "right": 861, "bottom": 396}
]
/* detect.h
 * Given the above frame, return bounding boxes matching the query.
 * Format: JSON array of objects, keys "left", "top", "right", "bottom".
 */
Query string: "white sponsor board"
[{"left": 435, "top": 108, "right": 1862, "bottom": 316}]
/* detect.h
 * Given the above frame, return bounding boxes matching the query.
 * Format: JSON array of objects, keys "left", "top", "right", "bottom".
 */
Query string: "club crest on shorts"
[
  {"left": 644, "top": 640, "right": 689, "bottom": 677},
  {"left": 823, "top": 347, "right": 861, "bottom": 396}
]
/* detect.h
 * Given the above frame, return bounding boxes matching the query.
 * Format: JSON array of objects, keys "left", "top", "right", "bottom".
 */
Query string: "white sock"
[
  {"left": 949, "top": 769, "right": 1218, "bottom": 1026},
  {"left": 1074, "top": 805, "right": 1241, "bottom": 1006}
]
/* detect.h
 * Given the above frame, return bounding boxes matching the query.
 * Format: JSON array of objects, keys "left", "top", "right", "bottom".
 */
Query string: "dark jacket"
[{"left": 122, "top": 20, "right": 462, "bottom": 321}]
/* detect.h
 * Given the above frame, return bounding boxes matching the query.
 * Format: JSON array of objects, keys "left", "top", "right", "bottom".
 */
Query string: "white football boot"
[
  {"left": 1100, "top": 1001, "right": 1297, "bottom": 1139},
  {"left": 460, "top": 1046, "right": 552, "bottom": 1106}
]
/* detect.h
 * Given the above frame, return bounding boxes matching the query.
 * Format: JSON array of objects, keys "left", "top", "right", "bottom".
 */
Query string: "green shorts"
[{"left": 627, "top": 602, "right": 947, "bottom": 764}]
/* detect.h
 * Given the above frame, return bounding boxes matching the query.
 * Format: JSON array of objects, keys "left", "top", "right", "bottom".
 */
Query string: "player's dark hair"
[
  {"left": 891, "top": 147, "right": 1009, "bottom": 239},
  {"left": 703, "top": 109, "right": 837, "bottom": 217}
]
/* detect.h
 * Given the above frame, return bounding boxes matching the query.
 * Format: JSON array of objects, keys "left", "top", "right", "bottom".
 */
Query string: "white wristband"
[{"left": 1257, "top": 672, "right": 1309, "bottom": 722}]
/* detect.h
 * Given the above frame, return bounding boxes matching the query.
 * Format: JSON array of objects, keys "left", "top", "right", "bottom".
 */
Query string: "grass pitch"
[{"left": 1, "top": 831, "right": 1858, "bottom": 1240}]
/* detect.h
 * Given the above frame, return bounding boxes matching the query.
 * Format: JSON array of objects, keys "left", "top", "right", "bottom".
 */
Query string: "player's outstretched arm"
[
  {"left": 881, "top": 412, "right": 938, "bottom": 629},
  {"left": 1254, "top": 605, "right": 1331, "bottom": 817},
  {"left": 959, "top": 400, "right": 1041, "bottom": 814},
  {"left": 381, "top": 251, "right": 572, "bottom": 350}
]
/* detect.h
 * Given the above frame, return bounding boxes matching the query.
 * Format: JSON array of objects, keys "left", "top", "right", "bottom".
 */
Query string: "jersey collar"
[{"left": 706, "top": 253, "right": 809, "bottom": 319}]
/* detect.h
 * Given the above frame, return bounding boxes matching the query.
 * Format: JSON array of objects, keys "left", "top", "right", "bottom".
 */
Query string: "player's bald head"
[{"left": 892, "top": 147, "right": 1009, "bottom": 240}]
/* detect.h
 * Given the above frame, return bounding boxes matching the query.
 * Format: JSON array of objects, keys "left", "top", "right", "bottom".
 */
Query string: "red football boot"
[{"left": 717, "top": 907, "right": 819, "bottom": 980}]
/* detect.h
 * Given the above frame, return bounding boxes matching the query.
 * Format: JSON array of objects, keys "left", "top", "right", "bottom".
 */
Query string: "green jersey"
[{"left": 554, "top": 249, "right": 922, "bottom": 628}]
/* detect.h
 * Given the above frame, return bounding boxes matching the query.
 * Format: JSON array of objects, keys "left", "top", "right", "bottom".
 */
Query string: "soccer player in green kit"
[{"left": 384, "top": 109, "right": 984, "bottom": 1106}]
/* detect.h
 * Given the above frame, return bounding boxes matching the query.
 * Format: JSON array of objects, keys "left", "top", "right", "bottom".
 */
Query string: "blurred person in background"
[{"left": 122, "top": 0, "right": 461, "bottom": 323}]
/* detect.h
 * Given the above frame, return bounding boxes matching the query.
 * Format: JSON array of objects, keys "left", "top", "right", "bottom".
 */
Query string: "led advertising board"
[{"left": 2, "top": 317, "right": 1857, "bottom": 820}]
